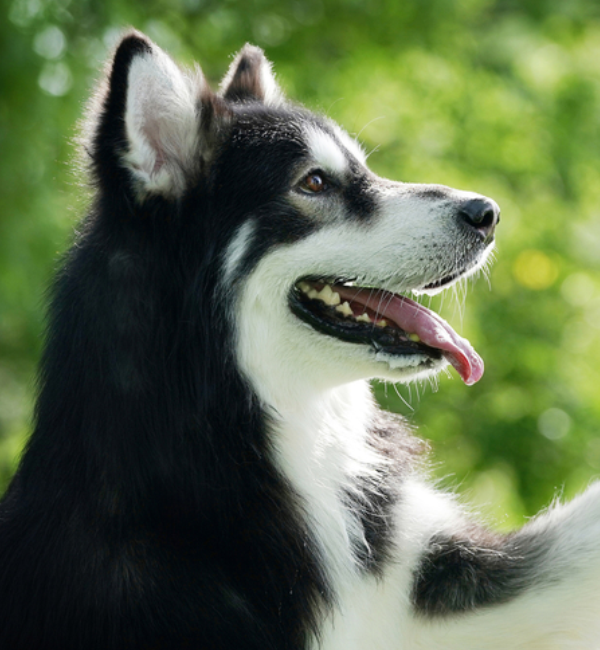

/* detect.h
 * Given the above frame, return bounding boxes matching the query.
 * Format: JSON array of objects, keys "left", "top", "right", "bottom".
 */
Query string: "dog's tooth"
[
  {"left": 318, "top": 284, "right": 341, "bottom": 306},
  {"left": 375, "top": 319, "right": 388, "bottom": 328},
  {"left": 356, "top": 313, "right": 371, "bottom": 323},
  {"left": 318, "top": 285, "right": 332, "bottom": 301},
  {"left": 298, "top": 281, "right": 312, "bottom": 294},
  {"left": 335, "top": 301, "right": 353, "bottom": 317},
  {"left": 408, "top": 333, "right": 421, "bottom": 342},
  {"left": 307, "top": 288, "right": 319, "bottom": 300},
  {"left": 326, "top": 287, "right": 341, "bottom": 306}
]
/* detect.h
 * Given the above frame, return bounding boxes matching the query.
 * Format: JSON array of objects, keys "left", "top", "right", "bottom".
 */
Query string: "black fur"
[
  {"left": 91, "top": 33, "right": 153, "bottom": 200},
  {"left": 210, "top": 105, "right": 319, "bottom": 281},
  {"left": 0, "top": 31, "right": 518, "bottom": 650},
  {"left": 0, "top": 35, "right": 336, "bottom": 650},
  {"left": 347, "top": 418, "right": 425, "bottom": 574},
  {"left": 341, "top": 170, "right": 377, "bottom": 222},
  {"left": 412, "top": 528, "right": 549, "bottom": 616},
  {"left": 222, "top": 46, "right": 272, "bottom": 104}
]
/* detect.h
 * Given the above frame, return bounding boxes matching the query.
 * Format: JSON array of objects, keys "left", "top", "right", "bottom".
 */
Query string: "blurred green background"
[{"left": 3, "top": 0, "right": 600, "bottom": 530}]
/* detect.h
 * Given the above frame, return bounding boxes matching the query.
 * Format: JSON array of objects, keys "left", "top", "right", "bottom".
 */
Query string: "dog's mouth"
[{"left": 290, "top": 279, "right": 483, "bottom": 385}]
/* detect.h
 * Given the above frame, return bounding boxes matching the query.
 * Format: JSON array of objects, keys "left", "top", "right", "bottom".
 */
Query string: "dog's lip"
[
  {"left": 291, "top": 280, "right": 484, "bottom": 385},
  {"left": 421, "top": 269, "right": 466, "bottom": 291}
]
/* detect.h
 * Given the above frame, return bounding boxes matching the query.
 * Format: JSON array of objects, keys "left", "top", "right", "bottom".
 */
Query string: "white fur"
[
  {"left": 305, "top": 126, "right": 349, "bottom": 176},
  {"left": 226, "top": 167, "right": 490, "bottom": 644},
  {"left": 222, "top": 220, "right": 256, "bottom": 286},
  {"left": 317, "top": 479, "right": 600, "bottom": 649},
  {"left": 232, "top": 173, "right": 489, "bottom": 390},
  {"left": 258, "top": 57, "right": 285, "bottom": 107},
  {"left": 270, "top": 382, "right": 384, "bottom": 590},
  {"left": 330, "top": 122, "right": 368, "bottom": 166},
  {"left": 314, "top": 479, "right": 464, "bottom": 650},
  {"left": 123, "top": 47, "right": 202, "bottom": 198},
  {"left": 407, "top": 485, "right": 600, "bottom": 649},
  {"left": 222, "top": 105, "right": 600, "bottom": 650}
]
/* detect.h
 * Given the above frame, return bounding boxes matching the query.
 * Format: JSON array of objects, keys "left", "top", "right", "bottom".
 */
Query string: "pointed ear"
[
  {"left": 219, "top": 44, "right": 284, "bottom": 106},
  {"left": 89, "top": 31, "right": 206, "bottom": 200}
]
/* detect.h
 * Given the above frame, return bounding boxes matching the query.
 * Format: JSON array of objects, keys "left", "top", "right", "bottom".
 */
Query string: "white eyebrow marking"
[
  {"left": 330, "top": 123, "right": 367, "bottom": 167},
  {"left": 304, "top": 126, "right": 349, "bottom": 175}
]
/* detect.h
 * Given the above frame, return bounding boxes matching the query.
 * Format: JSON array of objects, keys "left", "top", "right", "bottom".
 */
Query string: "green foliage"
[{"left": 2, "top": 0, "right": 600, "bottom": 528}]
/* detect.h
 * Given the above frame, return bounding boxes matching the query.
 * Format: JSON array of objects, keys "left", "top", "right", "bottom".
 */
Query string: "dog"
[{"left": 1, "top": 29, "right": 599, "bottom": 650}]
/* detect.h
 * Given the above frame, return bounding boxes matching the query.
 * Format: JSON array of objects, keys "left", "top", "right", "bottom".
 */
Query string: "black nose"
[{"left": 458, "top": 197, "right": 500, "bottom": 243}]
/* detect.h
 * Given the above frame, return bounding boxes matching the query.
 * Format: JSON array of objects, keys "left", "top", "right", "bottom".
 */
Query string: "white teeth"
[
  {"left": 335, "top": 301, "right": 353, "bottom": 317},
  {"left": 318, "top": 284, "right": 341, "bottom": 306},
  {"left": 298, "top": 282, "right": 397, "bottom": 328},
  {"left": 296, "top": 281, "right": 421, "bottom": 338},
  {"left": 299, "top": 282, "right": 341, "bottom": 306}
]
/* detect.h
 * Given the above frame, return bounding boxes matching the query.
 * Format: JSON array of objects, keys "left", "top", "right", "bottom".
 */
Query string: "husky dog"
[{"left": 1, "top": 30, "right": 599, "bottom": 650}]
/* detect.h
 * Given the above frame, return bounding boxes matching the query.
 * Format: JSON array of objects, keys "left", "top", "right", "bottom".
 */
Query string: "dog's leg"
[
  {"left": 317, "top": 480, "right": 600, "bottom": 649},
  {"left": 404, "top": 480, "right": 600, "bottom": 648}
]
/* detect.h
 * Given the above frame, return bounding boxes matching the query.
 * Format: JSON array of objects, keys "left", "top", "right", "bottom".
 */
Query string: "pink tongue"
[{"left": 334, "top": 286, "right": 484, "bottom": 385}]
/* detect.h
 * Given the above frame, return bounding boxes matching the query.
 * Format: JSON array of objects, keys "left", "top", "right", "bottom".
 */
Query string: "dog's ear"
[
  {"left": 220, "top": 44, "right": 284, "bottom": 106},
  {"left": 87, "top": 31, "right": 209, "bottom": 200}
]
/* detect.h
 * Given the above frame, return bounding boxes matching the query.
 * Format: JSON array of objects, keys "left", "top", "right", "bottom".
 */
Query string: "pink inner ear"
[
  {"left": 123, "top": 50, "right": 205, "bottom": 195},
  {"left": 151, "top": 145, "right": 165, "bottom": 175},
  {"left": 142, "top": 115, "right": 166, "bottom": 176}
]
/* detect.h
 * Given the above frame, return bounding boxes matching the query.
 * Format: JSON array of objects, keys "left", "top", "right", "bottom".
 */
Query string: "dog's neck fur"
[
  {"left": 267, "top": 380, "right": 383, "bottom": 583},
  {"left": 238, "top": 326, "right": 392, "bottom": 587},
  {"left": 224, "top": 236, "right": 399, "bottom": 589}
]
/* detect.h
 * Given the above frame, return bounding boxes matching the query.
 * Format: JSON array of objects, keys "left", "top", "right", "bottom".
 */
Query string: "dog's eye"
[{"left": 299, "top": 172, "right": 329, "bottom": 194}]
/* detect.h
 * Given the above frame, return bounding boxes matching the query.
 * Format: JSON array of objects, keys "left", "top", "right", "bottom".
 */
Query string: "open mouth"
[{"left": 289, "top": 279, "right": 484, "bottom": 385}]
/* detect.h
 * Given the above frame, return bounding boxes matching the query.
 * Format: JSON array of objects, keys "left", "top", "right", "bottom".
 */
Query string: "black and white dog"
[{"left": 1, "top": 30, "right": 599, "bottom": 649}]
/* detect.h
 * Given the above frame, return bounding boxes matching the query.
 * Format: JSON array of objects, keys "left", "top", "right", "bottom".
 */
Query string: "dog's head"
[{"left": 87, "top": 32, "right": 498, "bottom": 408}]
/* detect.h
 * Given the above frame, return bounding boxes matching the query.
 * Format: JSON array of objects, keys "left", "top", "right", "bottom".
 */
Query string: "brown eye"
[{"left": 300, "top": 172, "right": 328, "bottom": 194}]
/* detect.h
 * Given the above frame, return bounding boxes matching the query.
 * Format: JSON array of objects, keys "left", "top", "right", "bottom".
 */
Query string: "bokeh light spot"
[{"left": 513, "top": 249, "right": 559, "bottom": 290}]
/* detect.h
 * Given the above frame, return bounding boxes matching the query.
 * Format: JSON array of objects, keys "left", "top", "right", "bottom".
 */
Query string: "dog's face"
[
  {"left": 98, "top": 34, "right": 498, "bottom": 407},
  {"left": 212, "top": 92, "right": 498, "bottom": 403},
  {"left": 224, "top": 119, "right": 497, "bottom": 400}
]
